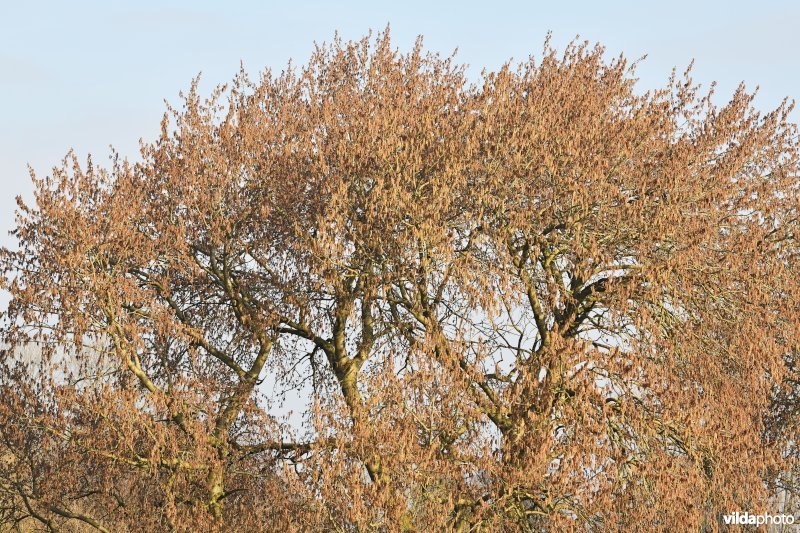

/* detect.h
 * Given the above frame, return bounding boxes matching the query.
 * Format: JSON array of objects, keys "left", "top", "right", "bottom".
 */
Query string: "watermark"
[{"left": 722, "top": 511, "right": 795, "bottom": 526}]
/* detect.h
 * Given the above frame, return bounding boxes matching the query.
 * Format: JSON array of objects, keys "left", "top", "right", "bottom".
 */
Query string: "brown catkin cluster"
[{"left": 1, "top": 28, "right": 799, "bottom": 531}]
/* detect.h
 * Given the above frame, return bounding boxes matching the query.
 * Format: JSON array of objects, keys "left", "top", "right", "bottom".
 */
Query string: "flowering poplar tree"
[{"left": 1, "top": 29, "right": 799, "bottom": 531}]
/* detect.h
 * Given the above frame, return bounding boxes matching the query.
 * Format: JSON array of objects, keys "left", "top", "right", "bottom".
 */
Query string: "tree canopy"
[{"left": 1, "top": 29, "right": 799, "bottom": 531}]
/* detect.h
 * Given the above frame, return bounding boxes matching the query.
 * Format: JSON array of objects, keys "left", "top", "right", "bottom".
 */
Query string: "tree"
[{"left": 1, "top": 29, "right": 799, "bottom": 531}]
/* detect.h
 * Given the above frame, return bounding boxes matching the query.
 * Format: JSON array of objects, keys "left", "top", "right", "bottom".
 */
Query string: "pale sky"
[{"left": 1, "top": 0, "right": 798, "bottom": 253}]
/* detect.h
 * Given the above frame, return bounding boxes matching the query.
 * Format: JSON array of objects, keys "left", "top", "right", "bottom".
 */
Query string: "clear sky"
[{"left": 1, "top": 0, "right": 798, "bottom": 251}]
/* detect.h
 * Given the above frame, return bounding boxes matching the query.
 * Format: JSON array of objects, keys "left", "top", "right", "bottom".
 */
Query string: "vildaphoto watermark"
[{"left": 722, "top": 511, "right": 795, "bottom": 526}]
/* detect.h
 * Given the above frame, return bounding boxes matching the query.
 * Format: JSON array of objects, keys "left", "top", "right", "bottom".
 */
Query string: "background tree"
[{"left": 1, "top": 29, "right": 799, "bottom": 531}]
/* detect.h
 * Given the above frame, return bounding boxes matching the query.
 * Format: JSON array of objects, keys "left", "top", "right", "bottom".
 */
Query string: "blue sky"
[{"left": 1, "top": 0, "right": 798, "bottom": 250}]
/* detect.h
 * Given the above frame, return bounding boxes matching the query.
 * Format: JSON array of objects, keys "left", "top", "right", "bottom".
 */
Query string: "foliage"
[{"left": 1, "top": 29, "right": 799, "bottom": 531}]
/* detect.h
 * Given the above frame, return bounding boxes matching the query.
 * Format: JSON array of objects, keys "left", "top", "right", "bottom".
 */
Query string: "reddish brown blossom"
[{"left": 1, "top": 29, "right": 799, "bottom": 531}]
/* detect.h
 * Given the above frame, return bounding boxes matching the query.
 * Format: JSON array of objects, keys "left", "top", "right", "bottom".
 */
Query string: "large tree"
[{"left": 1, "top": 30, "right": 799, "bottom": 531}]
